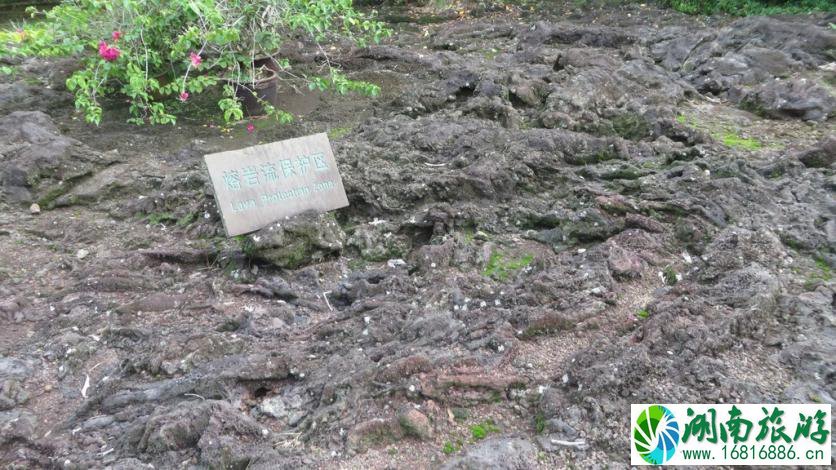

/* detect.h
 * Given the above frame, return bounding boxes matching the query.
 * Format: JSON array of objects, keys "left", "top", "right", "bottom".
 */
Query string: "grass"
[
  {"left": 483, "top": 251, "right": 534, "bottom": 281},
  {"left": 720, "top": 131, "right": 762, "bottom": 151}
]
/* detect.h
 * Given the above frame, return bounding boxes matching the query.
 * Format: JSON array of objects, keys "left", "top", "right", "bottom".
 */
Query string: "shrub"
[
  {"left": 661, "top": 0, "right": 835, "bottom": 16},
  {"left": 2, "top": 0, "right": 390, "bottom": 125}
]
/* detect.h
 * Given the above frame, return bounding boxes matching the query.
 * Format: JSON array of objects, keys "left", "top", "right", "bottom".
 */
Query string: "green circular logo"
[{"left": 633, "top": 405, "right": 680, "bottom": 464}]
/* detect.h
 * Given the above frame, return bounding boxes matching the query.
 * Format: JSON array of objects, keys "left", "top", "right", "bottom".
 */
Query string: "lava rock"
[
  {"left": 397, "top": 406, "right": 433, "bottom": 439},
  {"left": 440, "top": 437, "right": 538, "bottom": 470},
  {"left": 0, "top": 111, "right": 116, "bottom": 205},
  {"left": 795, "top": 135, "right": 835, "bottom": 168},
  {"left": 249, "top": 211, "right": 346, "bottom": 269}
]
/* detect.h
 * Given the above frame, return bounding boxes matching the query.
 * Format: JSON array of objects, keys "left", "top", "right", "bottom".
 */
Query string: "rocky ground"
[{"left": 0, "top": 1, "right": 834, "bottom": 468}]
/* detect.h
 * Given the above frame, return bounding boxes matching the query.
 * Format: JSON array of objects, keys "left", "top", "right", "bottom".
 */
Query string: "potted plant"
[{"left": 4, "top": 0, "right": 390, "bottom": 125}]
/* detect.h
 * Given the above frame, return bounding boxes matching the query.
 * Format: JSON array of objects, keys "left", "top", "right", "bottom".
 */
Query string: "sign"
[
  {"left": 204, "top": 133, "right": 349, "bottom": 236},
  {"left": 631, "top": 403, "right": 831, "bottom": 466}
]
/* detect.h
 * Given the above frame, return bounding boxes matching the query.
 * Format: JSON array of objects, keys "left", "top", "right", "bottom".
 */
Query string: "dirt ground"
[{"left": 0, "top": 1, "right": 834, "bottom": 469}]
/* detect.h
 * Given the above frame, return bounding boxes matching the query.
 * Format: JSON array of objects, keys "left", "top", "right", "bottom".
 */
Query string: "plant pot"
[
  {"left": 234, "top": 74, "right": 278, "bottom": 117},
  {"left": 232, "top": 58, "right": 282, "bottom": 116}
]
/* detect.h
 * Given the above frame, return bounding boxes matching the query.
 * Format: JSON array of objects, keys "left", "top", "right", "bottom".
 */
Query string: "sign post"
[{"left": 203, "top": 133, "right": 349, "bottom": 236}]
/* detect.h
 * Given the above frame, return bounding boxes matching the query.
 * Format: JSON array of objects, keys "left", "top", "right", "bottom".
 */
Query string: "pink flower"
[
  {"left": 98, "top": 41, "right": 120, "bottom": 61},
  {"left": 112, "top": 30, "right": 121, "bottom": 41},
  {"left": 246, "top": 122, "right": 255, "bottom": 134},
  {"left": 189, "top": 52, "right": 202, "bottom": 68},
  {"left": 179, "top": 91, "right": 189, "bottom": 102}
]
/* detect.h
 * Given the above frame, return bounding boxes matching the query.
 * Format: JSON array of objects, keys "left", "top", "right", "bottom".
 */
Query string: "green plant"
[
  {"left": 813, "top": 256, "right": 832, "bottom": 281},
  {"left": 611, "top": 113, "right": 650, "bottom": 141},
  {"left": 176, "top": 211, "right": 198, "bottom": 227},
  {"left": 235, "top": 234, "right": 257, "bottom": 257},
  {"left": 534, "top": 413, "right": 546, "bottom": 434},
  {"left": 662, "top": 266, "right": 678, "bottom": 286},
  {"left": 483, "top": 251, "right": 534, "bottom": 281},
  {"left": 327, "top": 125, "right": 353, "bottom": 140},
  {"left": 470, "top": 420, "right": 500, "bottom": 440},
  {"left": 636, "top": 308, "right": 650, "bottom": 319},
  {"left": 805, "top": 256, "right": 833, "bottom": 290},
  {"left": 144, "top": 211, "right": 177, "bottom": 225},
  {"left": 5, "top": 0, "right": 390, "bottom": 125},
  {"left": 451, "top": 407, "right": 470, "bottom": 421},
  {"left": 442, "top": 441, "right": 458, "bottom": 455}
]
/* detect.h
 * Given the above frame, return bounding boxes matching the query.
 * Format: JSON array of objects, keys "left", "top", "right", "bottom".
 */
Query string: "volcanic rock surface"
[{"left": 0, "top": 2, "right": 833, "bottom": 469}]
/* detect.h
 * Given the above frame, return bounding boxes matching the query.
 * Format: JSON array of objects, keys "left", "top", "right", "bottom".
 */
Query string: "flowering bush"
[{"left": 3, "top": 0, "right": 389, "bottom": 125}]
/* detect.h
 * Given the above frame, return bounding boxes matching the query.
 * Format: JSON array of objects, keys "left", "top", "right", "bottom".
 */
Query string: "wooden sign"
[{"left": 204, "top": 133, "right": 348, "bottom": 236}]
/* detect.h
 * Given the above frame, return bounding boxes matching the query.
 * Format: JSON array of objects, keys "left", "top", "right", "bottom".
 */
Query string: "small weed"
[
  {"left": 636, "top": 308, "right": 650, "bottom": 319},
  {"left": 611, "top": 113, "right": 650, "bottom": 140},
  {"left": 176, "top": 212, "right": 198, "bottom": 227},
  {"left": 460, "top": 226, "right": 476, "bottom": 244},
  {"left": 483, "top": 251, "right": 534, "bottom": 281},
  {"left": 144, "top": 212, "right": 177, "bottom": 225},
  {"left": 802, "top": 278, "right": 820, "bottom": 291},
  {"left": 483, "top": 48, "right": 499, "bottom": 60},
  {"left": 804, "top": 256, "right": 833, "bottom": 290},
  {"left": 470, "top": 420, "right": 501, "bottom": 441},
  {"left": 442, "top": 440, "right": 459, "bottom": 455},
  {"left": 814, "top": 256, "right": 832, "bottom": 281},
  {"left": 675, "top": 114, "right": 687, "bottom": 124},
  {"left": 451, "top": 407, "right": 470, "bottom": 422},
  {"left": 662, "top": 266, "right": 678, "bottom": 286},
  {"left": 720, "top": 131, "right": 762, "bottom": 151},
  {"left": 470, "top": 424, "right": 487, "bottom": 440},
  {"left": 534, "top": 413, "right": 546, "bottom": 434},
  {"left": 327, "top": 126, "right": 353, "bottom": 140},
  {"left": 347, "top": 258, "right": 368, "bottom": 271},
  {"left": 235, "top": 234, "right": 257, "bottom": 257}
]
